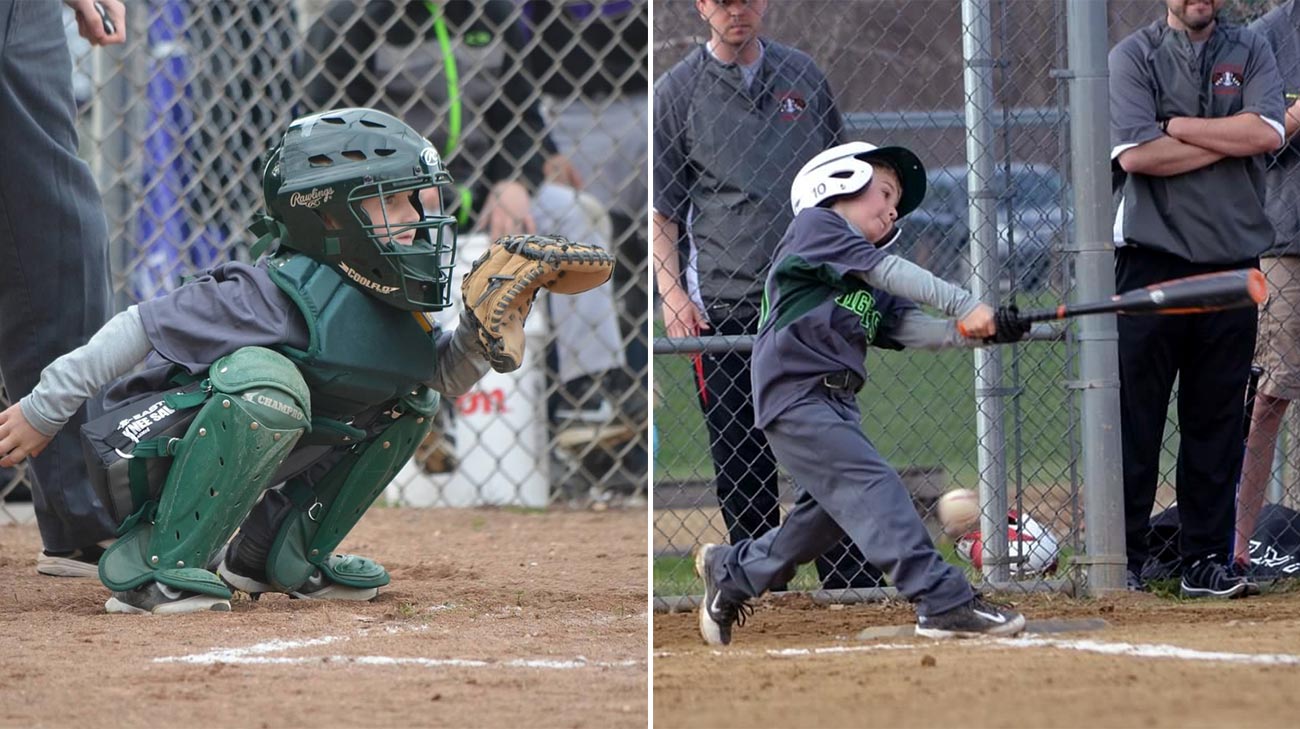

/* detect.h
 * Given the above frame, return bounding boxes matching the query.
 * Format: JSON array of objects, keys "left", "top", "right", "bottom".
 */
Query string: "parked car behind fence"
[{"left": 893, "top": 163, "right": 1069, "bottom": 292}]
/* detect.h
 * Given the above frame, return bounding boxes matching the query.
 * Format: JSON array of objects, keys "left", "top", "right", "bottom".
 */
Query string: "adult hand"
[
  {"left": 479, "top": 180, "right": 537, "bottom": 240},
  {"left": 66, "top": 0, "right": 126, "bottom": 46},
  {"left": 661, "top": 289, "right": 710, "bottom": 339},
  {"left": 0, "top": 403, "right": 54, "bottom": 468},
  {"left": 544, "top": 154, "right": 584, "bottom": 190},
  {"left": 957, "top": 303, "right": 996, "bottom": 339}
]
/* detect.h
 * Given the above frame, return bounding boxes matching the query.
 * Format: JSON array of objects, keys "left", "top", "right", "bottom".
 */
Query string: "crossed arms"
[{"left": 1117, "top": 112, "right": 1284, "bottom": 177}]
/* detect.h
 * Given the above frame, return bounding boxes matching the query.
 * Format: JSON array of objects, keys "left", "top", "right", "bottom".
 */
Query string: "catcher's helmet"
[
  {"left": 790, "top": 141, "right": 926, "bottom": 248},
  {"left": 260, "top": 108, "right": 458, "bottom": 311}
]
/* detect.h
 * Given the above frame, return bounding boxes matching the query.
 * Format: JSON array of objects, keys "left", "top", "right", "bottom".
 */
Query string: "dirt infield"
[
  {"left": 654, "top": 590, "right": 1300, "bottom": 728},
  {"left": 0, "top": 506, "right": 646, "bottom": 728}
]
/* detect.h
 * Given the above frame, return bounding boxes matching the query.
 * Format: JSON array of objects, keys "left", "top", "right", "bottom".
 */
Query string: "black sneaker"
[
  {"left": 104, "top": 581, "right": 231, "bottom": 615},
  {"left": 1180, "top": 558, "right": 1249, "bottom": 599},
  {"left": 36, "top": 543, "right": 109, "bottom": 578},
  {"left": 694, "top": 543, "right": 752, "bottom": 646},
  {"left": 554, "top": 375, "right": 619, "bottom": 424},
  {"left": 1126, "top": 569, "right": 1148, "bottom": 593},
  {"left": 915, "top": 595, "right": 1026, "bottom": 639},
  {"left": 1227, "top": 561, "right": 1262, "bottom": 597}
]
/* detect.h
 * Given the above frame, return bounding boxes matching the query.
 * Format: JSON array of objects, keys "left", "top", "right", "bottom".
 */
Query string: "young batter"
[{"left": 695, "top": 141, "right": 1030, "bottom": 643}]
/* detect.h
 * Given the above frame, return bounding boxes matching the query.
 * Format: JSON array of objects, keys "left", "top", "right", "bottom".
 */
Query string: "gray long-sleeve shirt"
[
  {"left": 1251, "top": 1, "right": 1300, "bottom": 256},
  {"left": 1110, "top": 18, "right": 1285, "bottom": 263},
  {"left": 653, "top": 39, "right": 843, "bottom": 310},
  {"left": 21, "top": 261, "right": 488, "bottom": 437}
]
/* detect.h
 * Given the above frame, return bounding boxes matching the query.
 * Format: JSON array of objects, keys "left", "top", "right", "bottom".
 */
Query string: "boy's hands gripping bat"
[{"left": 960, "top": 269, "right": 1268, "bottom": 338}]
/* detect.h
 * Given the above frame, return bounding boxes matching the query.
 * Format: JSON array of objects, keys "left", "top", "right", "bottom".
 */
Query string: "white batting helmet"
[{"left": 790, "top": 141, "right": 927, "bottom": 219}]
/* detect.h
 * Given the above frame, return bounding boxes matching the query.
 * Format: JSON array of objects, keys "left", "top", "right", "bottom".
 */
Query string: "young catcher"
[
  {"left": 695, "top": 141, "right": 1030, "bottom": 643},
  {"left": 0, "top": 107, "right": 612, "bottom": 614}
]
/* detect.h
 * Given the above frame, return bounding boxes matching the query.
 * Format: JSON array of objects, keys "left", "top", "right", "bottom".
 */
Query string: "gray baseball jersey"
[
  {"left": 751, "top": 208, "right": 916, "bottom": 429},
  {"left": 653, "top": 39, "right": 842, "bottom": 308},
  {"left": 101, "top": 261, "right": 309, "bottom": 410},
  {"left": 1250, "top": 1, "right": 1300, "bottom": 256},
  {"left": 1110, "top": 19, "right": 1284, "bottom": 263}
]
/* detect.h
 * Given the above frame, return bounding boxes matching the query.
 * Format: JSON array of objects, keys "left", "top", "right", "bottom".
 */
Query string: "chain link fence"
[
  {"left": 652, "top": 0, "right": 1300, "bottom": 607},
  {"left": 0, "top": 0, "right": 649, "bottom": 524}
]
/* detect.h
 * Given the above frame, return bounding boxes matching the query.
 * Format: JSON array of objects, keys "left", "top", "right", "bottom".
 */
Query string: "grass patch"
[
  {"left": 654, "top": 554, "right": 824, "bottom": 597},
  {"left": 500, "top": 505, "right": 549, "bottom": 516}
]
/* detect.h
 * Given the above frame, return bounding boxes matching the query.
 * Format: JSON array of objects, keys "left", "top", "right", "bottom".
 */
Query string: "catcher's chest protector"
[{"left": 267, "top": 254, "right": 438, "bottom": 416}]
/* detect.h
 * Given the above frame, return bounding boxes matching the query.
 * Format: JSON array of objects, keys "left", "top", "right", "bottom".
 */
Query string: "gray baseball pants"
[
  {"left": 711, "top": 390, "right": 974, "bottom": 617},
  {"left": 0, "top": 0, "right": 117, "bottom": 550}
]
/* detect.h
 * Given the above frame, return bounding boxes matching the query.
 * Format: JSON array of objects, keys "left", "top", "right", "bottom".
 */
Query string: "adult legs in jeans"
[{"left": 0, "top": 0, "right": 116, "bottom": 553}]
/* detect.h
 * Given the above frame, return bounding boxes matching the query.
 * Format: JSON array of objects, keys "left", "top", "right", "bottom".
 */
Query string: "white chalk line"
[
  {"left": 1002, "top": 637, "right": 1300, "bottom": 666},
  {"left": 156, "top": 623, "right": 640, "bottom": 671},
  {"left": 656, "top": 636, "right": 1300, "bottom": 667}
]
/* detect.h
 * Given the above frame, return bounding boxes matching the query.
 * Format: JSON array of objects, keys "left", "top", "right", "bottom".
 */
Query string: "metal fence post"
[
  {"left": 962, "top": 0, "right": 1010, "bottom": 584},
  {"left": 1067, "top": 0, "right": 1126, "bottom": 595}
]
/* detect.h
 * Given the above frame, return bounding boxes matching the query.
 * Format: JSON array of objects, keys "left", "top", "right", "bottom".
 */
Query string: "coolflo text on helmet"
[{"left": 253, "top": 107, "right": 458, "bottom": 311}]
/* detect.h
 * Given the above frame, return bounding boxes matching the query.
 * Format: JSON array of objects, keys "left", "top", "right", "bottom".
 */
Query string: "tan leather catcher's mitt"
[{"left": 462, "top": 234, "right": 614, "bottom": 372}]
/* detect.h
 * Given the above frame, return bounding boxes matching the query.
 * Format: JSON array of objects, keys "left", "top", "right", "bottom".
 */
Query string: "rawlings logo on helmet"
[
  {"left": 338, "top": 262, "right": 400, "bottom": 294},
  {"left": 420, "top": 147, "right": 440, "bottom": 168},
  {"left": 289, "top": 187, "right": 335, "bottom": 208}
]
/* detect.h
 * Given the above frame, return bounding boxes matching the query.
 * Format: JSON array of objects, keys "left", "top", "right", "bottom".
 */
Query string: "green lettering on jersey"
[
  {"left": 466, "top": 29, "right": 493, "bottom": 47},
  {"left": 834, "top": 289, "right": 882, "bottom": 341}
]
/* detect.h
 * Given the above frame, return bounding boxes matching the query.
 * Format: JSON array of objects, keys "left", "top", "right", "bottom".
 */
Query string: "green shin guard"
[
  {"left": 264, "top": 389, "right": 438, "bottom": 593},
  {"left": 99, "top": 348, "right": 311, "bottom": 598}
]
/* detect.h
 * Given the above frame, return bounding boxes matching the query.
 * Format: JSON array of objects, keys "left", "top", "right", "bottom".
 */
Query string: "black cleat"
[
  {"left": 915, "top": 595, "right": 1026, "bottom": 639},
  {"left": 693, "top": 544, "right": 752, "bottom": 646}
]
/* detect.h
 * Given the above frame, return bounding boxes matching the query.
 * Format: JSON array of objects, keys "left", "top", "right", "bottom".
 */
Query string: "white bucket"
[{"left": 386, "top": 233, "right": 551, "bottom": 507}]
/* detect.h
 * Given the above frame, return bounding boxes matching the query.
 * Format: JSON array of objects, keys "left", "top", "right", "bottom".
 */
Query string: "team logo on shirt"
[
  {"left": 775, "top": 90, "right": 807, "bottom": 121},
  {"left": 835, "top": 289, "right": 882, "bottom": 342},
  {"left": 1212, "top": 64, "right": 1244, "bottom": 95}
]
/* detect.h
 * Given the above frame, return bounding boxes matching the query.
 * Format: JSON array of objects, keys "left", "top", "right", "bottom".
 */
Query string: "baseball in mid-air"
[{"left": 936, "top": 488, "right": 981, "bottom": 538}]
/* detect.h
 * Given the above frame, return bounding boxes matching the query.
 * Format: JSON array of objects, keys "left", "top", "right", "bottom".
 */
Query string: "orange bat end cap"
[{"left": 1248, "top": 268, "right": 1268, "bottom": 305}]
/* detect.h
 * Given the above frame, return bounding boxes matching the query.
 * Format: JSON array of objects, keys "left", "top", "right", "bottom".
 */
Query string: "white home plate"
[{"left": 856, "top": 617, "right": 1109, "bottom": 640}]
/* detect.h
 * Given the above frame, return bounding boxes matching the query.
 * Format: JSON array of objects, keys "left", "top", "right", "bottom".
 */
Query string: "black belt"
[{"left": 822, "top": 370, "right": 864, "bottom": 393}]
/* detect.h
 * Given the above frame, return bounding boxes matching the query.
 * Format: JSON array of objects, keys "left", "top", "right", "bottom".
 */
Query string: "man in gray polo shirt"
[
  {"left": 652, "top": 0, "right": 872, "bottom": 587},
  {"left": 1110, "top": 0, "right": 1284, "bottom": 598}
]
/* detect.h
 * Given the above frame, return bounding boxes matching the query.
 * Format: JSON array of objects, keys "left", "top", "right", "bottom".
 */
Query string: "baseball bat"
[{"left": 958, "top": 268, "right": 1267, "bottom": 337}]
